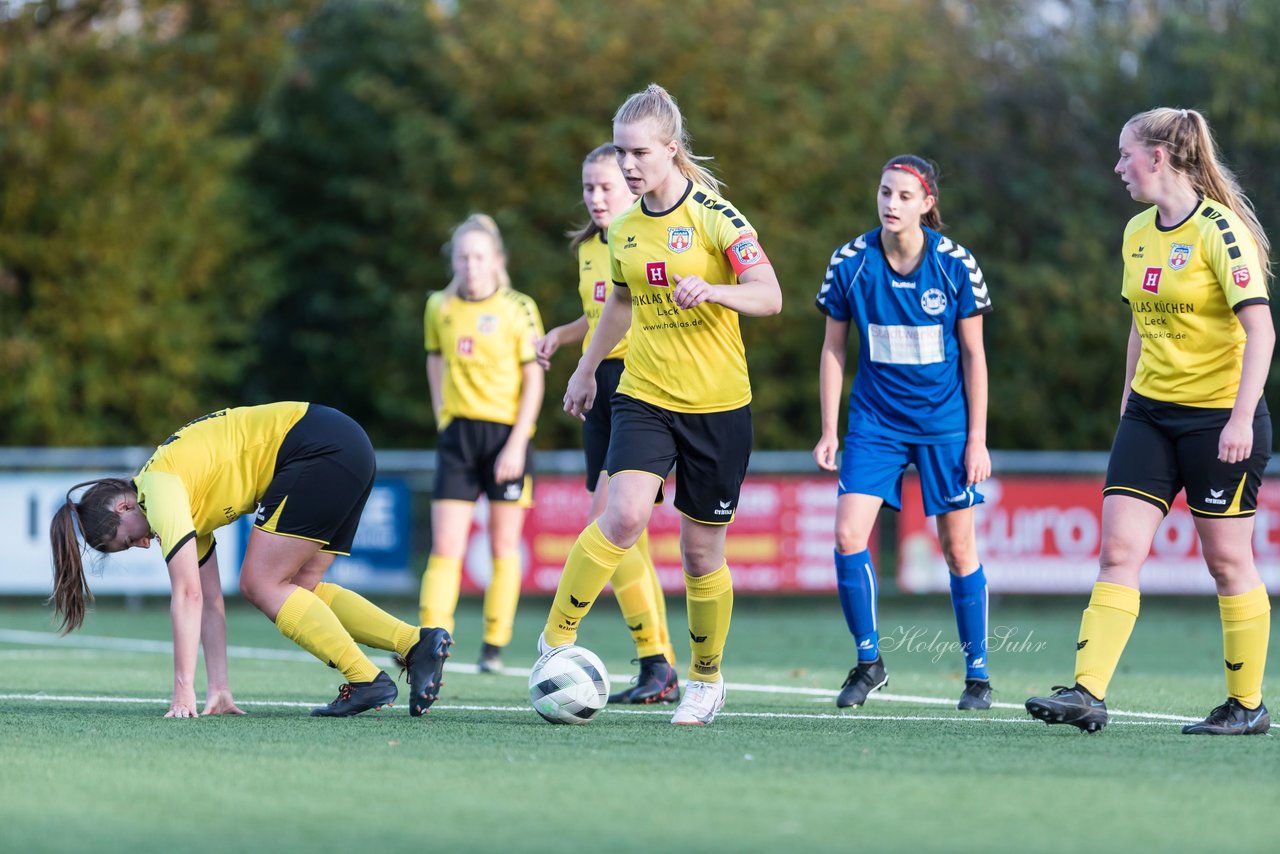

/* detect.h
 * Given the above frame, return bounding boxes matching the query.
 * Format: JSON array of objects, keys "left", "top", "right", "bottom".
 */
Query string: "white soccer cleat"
[
  {"left": 536, "top": 631, "right": 565, "bottom": 657},
  {"left": 671, "top": 677, "right": 726, "bottom": 725}
]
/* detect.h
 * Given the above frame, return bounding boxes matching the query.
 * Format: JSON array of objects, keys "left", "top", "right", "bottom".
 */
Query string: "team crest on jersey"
[
  {"left": 1167, "top": 243, "right": 1192, "bottom": 270},
  {"left": 645, "top": 261, "right": 670, "bottom": 287},
  {"left": 1232, "top": 265, "right": 1252, "bottom": 287},
  {"left": 477, "top": 314, "right": 498, "bottom": 335},
  {"left": 920, "top": 288, "right": 947, "bottom": 316},
  {"left": 667, "top": 227, "right": 694, "bottom": 254},
  {"left": 457, "top": 336, "right": 474, "bottom": 355},
  {"left": 1142, "top": 266, "right": 1162, "bottom": 293},
  {"left": 593, "top": 281, "right": 607, "bottom": 302},
  {"left": 730, "top": 236, "right": 762, "bottom": 266}
]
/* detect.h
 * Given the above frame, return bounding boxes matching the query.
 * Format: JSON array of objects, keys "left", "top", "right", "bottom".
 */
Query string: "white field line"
[
  {"left": 0, "top": 693, "right": 1190, "bottom": 727},
  {"left": 0, "top": 628, "right": 1195, "bottom": 723}
]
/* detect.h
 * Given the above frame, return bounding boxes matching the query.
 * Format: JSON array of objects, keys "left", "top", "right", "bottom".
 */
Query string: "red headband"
[{"left": 884, "top": 163, "right": 933, "bottom": 196}]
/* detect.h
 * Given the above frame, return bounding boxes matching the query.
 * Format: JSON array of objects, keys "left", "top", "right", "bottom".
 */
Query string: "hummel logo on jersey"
[
  {"left": 1226, "top": 659, "right": 1244, "bottom": 671},
  {"left": 569, "top": 594, "right": 591, "bottom": 609},
  {"left": 891, "top": 279, "right": 915, "bottom": 289},
  {"left": 1206, "top": 488, "right": 1227, "bottom": 506},
  {"left": 689, "top": 629, "right": 708, "bottom": 643},
  {"left": 1076, "top": 640, "right": 1088, "bottom": 650}
]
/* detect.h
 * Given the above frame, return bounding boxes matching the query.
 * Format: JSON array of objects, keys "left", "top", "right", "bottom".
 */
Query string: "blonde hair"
[
  {"left": 614, "top": 83, "right": 722, "bottom": 194},
  {"left": 443, "top": 213, "right": 511, "bottom": 295},
  {"left": 1127, "top": 107, "right": 1271, "bottom": 282}
]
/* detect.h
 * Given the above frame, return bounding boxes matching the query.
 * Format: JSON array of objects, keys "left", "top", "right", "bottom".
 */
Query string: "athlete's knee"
[
  {"left": 238, "top": 574, "right": 270, "bottom": 611},
  {"left": 597, "top": 506, "right": 647, "bottom": 548},
  {"left": 834, "top": 527, "right": 871, "bottom": 555},
  {"left": 1098, "top": 530, "right": 1148, "bottom": 575},
  {"left": 1202, "top": 543, "right": 1255, "bottom": 587},
  {"left": 680, "top": 541, "right": 724, "bottom": 576}
]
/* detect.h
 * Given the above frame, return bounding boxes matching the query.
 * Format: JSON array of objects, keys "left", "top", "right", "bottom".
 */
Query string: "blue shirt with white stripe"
[{"left": 815, "top": 226, "right": 991, "bottom": 444}]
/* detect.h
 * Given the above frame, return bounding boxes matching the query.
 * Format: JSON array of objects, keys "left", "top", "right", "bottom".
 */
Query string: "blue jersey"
[{"left": 815, "top": 227, "right": 991, "bottom": 444}]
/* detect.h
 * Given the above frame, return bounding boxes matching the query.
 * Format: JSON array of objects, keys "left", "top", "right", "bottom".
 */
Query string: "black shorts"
[
  {"left": 583, "top": 359, "right": 625, "bottom": 491},
  {"left": 1105, "top": 391, "right": 1271, "bottom": 517},
  {"left": 434, "top": 417, "right": 533, "bottom": 506},
  {"left": 257, "top": 404, "right": 376, "bottom": 555},
  {"left": 605, "top": 394, "right": 752, "bottom": 524}
]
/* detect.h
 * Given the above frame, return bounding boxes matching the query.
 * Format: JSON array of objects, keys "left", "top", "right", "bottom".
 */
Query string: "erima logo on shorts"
[
  {"left": 503, "top": 483, "right": 522, "bottom": 500},
  {"left": 1205, "top": 488, "right": 1227, "bottom": 506},
  {"left": 714, "top": 500, "right": 733, "bottom": 516}
]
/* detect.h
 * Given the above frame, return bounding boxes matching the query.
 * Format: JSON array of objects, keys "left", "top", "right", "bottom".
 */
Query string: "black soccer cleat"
[
  {"left": 957, "top": 678, "right": 993, "bottom": 710},
  {"left": 476, "top": 642, "right": 504, "bottom": 674},
  {"left": 608, "top": 655, "right": 681, "bottom": 704},
  {"left": 394, "top": 626, "right": 453, "bottom": 717},
  {"left": 1181, "top": 698, "right": 1270, "bottom": 735},
  {"left": 1025, "top": 684, "right": 1108, "bottom": 733},
  {"left": 836, "top": 655, "right": 888, "bottom": 708},
  {"left": 310, "top": 671, "right": 398, "bottom": 717}
]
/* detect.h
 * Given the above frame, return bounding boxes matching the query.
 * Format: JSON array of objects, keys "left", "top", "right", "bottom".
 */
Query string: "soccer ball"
[{"left": 528, "top": 645, "right": 610, "bottom": 725}]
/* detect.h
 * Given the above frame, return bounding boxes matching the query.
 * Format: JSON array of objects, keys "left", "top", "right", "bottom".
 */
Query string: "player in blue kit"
[{"left": 813, "top": 155, "right": 995, "bottom": 710}]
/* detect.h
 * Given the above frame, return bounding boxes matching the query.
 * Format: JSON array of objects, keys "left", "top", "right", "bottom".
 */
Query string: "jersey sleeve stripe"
[
  {"left": 815, "top": 236, "right": 867, "bottom": 308},
  {"left": 936, "top": 238, "right": 991, "bottom": 311},
  {"left": 1234, "top": 297, "right": 1269, "bottom": 312}
]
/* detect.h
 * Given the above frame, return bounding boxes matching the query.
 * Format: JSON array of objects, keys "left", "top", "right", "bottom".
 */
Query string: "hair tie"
[{"left": 884, "top": 163, "right": 932, "bottom": 196}]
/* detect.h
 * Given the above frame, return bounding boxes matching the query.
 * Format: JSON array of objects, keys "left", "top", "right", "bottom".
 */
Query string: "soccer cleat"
[
  {"left": 1181, "top": 698, "right": 1270, "bottom": 735},
  {"left": 1025, "top": 684, "right": 1108, "bottom": 733},
  {"left": 957, "top": 678, "right": 993, "bottom": 710},
  {"left": 310, "top": 671, "right": 398, "bottom": 717},
  {"left": 608, "top": 655, "right": 681, "bottom": 704},
  {"left": 671, "top": 677, "right": 726, "bottom": 725},
  {"left": 536, "top": 631, "right": 565, "bottom": 657},
  {"left": 394, "top": 626, "right": 453, "bottom": 717},
  {"left": 836, "top": 656, "right": 888, "bottom": 708},
  {"left": 477, "top": 642, "right": 503, "bottom": 674}
]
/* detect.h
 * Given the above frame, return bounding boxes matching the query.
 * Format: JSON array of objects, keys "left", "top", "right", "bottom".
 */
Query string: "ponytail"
[
  {"left": 48, "top": 478, "right": 134, "bottom": 634},
  {"left": 1127, "top": 107, "right": 1271, "bottom": 283},
  {"left": 614, "top": 83, "right": 723, "bottom": 194}
]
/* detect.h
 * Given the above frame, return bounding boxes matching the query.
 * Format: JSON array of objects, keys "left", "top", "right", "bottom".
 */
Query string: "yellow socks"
[
  {"left": 545, "top": 522, "right": 627, "bottom": 647},
  {"left": 1074, "top": 581, "right": 1140, "bottom": 700},
  {"left": 419, "top": 555, "right": 462, "bottom": 632},
  {"left": 636, "top": 531, "right": 676, "bottom": 665},
  {"left": 275, "top": 587, "right": 380, "bottom": 683},
  {"left": 612, "top": 530, "right": 667, "bottom": 659},
  {"left": 1220, "top": 585, "right": 1271, "bottom": 709},
  {"left": 483, "top": 555, "right": 522, "bottom": 648},
  {"left": 686, "top": 564, "right": 733, "bottom": 683},
  {"left": 313, "top": 582, "right": 418, "bottom": 657}
]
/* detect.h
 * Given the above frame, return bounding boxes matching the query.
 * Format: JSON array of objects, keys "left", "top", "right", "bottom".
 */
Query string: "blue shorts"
[{"left": 838, "top": 432, "right": 983, "bottom": 517}]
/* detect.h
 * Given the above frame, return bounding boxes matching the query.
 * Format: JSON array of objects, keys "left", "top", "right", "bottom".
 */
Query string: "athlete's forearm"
[
  {"left": 712, "top": 267, "right": 782, "bottom": 317},
  {"left": 1122, "top": 322, "right": 1141, "bottom": 401},
  {"left": 818, "top": 332, "right": 847, "bottom": 438},
  {"left": 168, "top": 554, "right": 204, "bottom": 700},
  {"left": 1232, "top": 304, "right": 1275, "bottom": 420},
  {"left": 198, "top": 553, "right": 231, "bottom": 692},
  {"left": 426, "top": 354, "right": 445, "bottom": 421},
  {"left": 508, "top": 362, "right": 545, "bottom": 444},
  {"left": 550, "top": 316, "right": 589, "bottom": 347},
  {"left": 958, "top": 319, "right": 989, "bottom": 443}
]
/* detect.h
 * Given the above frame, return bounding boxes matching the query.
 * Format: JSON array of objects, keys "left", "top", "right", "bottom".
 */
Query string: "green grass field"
[{"left": 2, "top": 593, "right": 1278, "bottom": 852}]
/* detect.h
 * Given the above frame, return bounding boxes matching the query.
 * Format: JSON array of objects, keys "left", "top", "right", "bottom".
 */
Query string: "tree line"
[{"left": 2, "top": 0, "right": 1276, "bottom": 451}]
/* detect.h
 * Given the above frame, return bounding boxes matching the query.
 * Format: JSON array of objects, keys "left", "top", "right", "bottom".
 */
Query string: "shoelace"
[
  {"left": 392, "top": 653, "right": 411, "bottom": 683},
  {"left": 336, "top": 684, "right": 353, "bottom": 701}
]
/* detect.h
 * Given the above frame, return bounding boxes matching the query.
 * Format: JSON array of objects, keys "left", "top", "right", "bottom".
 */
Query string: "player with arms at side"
[
  {"left": 536, "top": 143, "right": 680, "bottom": 703},
  {"left": 538, "top": 83, "right": 782, "bottom": 725},
  {"left": 1027, "top": 107, "right": 1274, "bottom": 735},
  {"left": 50, "top": 402, "right": 452, "bottom": 717},
  {"left": 419, "top": 214, "right": 545, "bottom": 673},
  {"left": 814, "top": 155, "right": 995, "bottom": 711}
]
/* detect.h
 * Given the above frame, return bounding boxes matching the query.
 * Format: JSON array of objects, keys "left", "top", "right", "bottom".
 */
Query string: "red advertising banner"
[
  {"left": 456, "top": 475, "right": 864, "bottom": 595},
  {"left": 898, "top": 476, "right": 1280, "bottom": 594}
]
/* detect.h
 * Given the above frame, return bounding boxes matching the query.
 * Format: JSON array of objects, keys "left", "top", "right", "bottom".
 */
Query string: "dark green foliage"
[{"left": 1, "top": 0, "right": 1275, "bottom": 449}]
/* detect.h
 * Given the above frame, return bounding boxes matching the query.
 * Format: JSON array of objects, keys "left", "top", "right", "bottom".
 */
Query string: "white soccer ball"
[{"left": 528, "top": 645, "right": 610, "bottom": 725}]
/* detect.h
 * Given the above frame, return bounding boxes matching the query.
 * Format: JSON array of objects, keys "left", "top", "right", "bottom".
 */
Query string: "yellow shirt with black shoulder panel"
[
  {"left": 424, "top": 288, "right": 545, "bottom": 429},
  {"left": 1121, "top": 198, "right": 1269, "bottom": 408},
  {"left": 133, "top": 402, "right": 308, "bottom": 564},
  {"left": 578, "top": 232, "right": 629, "bottom": 360},
  {"left": 607, "top": 182, "right": 771, "bottom": 413}
]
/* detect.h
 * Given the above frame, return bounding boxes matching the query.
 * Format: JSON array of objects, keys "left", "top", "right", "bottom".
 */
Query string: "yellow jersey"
[
  {"left": 1121, "top": 198, "right": 1269, "bottom": 407},
  {"left": 578, "top": 233, "right": 629, "bottom": 361},
  {"left": 134, "top": 402, "right": 308, "bottom": 563},
  {"left": 608, "top": 182, "right": 771, "bottom": 413},
  {"left": 424, "top": 288, "right": 544, "bottom": 428}
]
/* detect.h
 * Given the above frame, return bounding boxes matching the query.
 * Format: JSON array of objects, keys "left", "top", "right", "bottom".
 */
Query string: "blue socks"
[
  {"left": 950, "top": 565, "right": 989, "bottom": 680},
  {"left": 834, "top": 549, "right": 879, "bottom": 662}
]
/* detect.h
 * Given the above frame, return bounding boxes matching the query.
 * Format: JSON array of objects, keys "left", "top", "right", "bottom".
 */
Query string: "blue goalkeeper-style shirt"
[{"left": 815, "top": 226, "right": 992, "bottom": 444}]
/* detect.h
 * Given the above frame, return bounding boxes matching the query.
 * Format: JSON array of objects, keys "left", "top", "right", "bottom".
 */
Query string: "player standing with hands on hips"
[
  {"left": 537, "top": 83, "right": 782, "bottom": 725},
  {"left": 1027, "top": 108, "right": 1274, "bottom": 735},
  {"left": 814, "top": 155, "right": 995, "bottom": 711}
]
